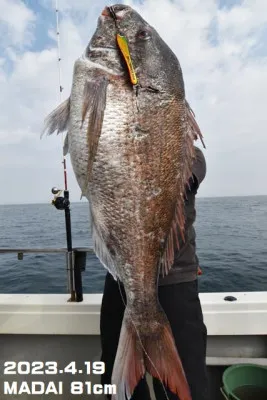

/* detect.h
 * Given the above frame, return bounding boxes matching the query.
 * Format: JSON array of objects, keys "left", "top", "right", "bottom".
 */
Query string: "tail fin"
[
  {"left": 144, "top": 323, "right": 191, "bottom": 400},
  {"left": 111, "top": 314, "right": 145, "bottom": 400},
  {"left": 111, "top": 311, "right": 191, "bottom": 400}
]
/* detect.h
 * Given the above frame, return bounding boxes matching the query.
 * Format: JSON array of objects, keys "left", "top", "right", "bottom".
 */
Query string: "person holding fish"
[
  {"left": 43, "top": 4, "right": 209, "bottom": 400},
  {"left": 100, "top": 148, "right": 208, "bottom": 400}
]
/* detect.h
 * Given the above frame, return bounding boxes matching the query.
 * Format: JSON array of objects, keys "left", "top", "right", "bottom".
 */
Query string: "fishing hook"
[{"left": 107, "top": 6, "right": 118, "bottom": 28}]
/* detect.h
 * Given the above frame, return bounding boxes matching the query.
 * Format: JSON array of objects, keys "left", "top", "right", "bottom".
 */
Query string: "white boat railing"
[
  {"left": 0, "top": 248, "right": 266, "bottom": 366},
  {"left": 0, "top": 247, "right": 95, "bottom": 302}
]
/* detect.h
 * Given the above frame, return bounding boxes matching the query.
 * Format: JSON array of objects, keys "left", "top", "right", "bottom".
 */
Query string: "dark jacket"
[{"left": 158, "top": 146, "right": 206, "bottom": 285}]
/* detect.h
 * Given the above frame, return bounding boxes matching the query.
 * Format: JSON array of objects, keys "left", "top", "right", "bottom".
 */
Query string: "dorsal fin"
[{"left": 159, "top": 100, "right": 204, "bottom": 277}]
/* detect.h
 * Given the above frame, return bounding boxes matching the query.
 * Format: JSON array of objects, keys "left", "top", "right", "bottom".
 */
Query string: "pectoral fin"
[
  {"left": 81, "top": 76, "right": 109, "bottom": 185},
  {"left": 63, "top": 133, "right": 69, "bottom": 155},
  {"left": 41, "top": 97, "right": 70, "bottom": 138}
]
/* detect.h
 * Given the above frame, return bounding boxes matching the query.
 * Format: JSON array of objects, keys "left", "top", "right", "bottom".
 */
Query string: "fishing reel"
[{"left": 51, "top": 187, "right": 70, "bottom": 210}]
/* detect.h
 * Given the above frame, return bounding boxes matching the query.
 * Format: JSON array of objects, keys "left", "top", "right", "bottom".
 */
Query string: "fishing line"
[
  {"left": 117, "top": 282, "right": 170, "bottom": 400},
  {"left": 55, "top": 0, "right": 68, "bottom": 190},
  {"left": 107, "top": 7, "right": 170, "bottom": 398}
]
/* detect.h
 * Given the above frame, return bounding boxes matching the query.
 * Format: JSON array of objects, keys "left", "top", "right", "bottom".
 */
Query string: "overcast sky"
[{"left": 0, "top": 0, "right": 266, "bottom": 204}]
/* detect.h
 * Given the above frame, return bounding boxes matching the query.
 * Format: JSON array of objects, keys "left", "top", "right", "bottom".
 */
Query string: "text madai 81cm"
[{"left": 3, "top": 381, "right": 117, "bottom": 395}]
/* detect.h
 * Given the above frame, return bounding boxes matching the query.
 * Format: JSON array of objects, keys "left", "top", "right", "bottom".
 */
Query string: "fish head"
[
  {"left": 85, "top": 5, "right": 131, "bottom": 75},
  {"left": 87, "top": 4, "right": 185, "bottom": 97}
]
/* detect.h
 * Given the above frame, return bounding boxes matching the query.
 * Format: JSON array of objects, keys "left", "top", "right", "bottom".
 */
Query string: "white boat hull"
[{"left": 0, "top": 292, "right": 266, "bottom": 399}]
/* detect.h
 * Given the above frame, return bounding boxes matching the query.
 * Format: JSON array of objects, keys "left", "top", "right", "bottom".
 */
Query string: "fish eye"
[{"left": 137, "top": 29, "right": 151, "bottom": 41}]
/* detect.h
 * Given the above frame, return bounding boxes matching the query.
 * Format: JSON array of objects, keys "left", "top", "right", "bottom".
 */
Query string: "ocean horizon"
[
  {"left": 2, "top": 193, "right": 267, "bottom": 206},
  {"left": 0, "top": 195, "right": 266, "bottom": 294}
]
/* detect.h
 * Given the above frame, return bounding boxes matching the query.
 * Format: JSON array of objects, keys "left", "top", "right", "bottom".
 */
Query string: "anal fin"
[{"left": 92, "top": 224, "right": 119, "bottom": 281}]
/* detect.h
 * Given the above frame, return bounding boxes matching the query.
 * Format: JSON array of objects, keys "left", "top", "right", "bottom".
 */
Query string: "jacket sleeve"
[{"left": 190, "top": 146, "right": 206, "bottom": 191}]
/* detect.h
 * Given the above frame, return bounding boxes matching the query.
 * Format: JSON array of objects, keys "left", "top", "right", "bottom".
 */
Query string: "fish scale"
[
  {"left": 90, "top": 82, "right": 137, "bottom": 251},
  {"left": 90, "top": 84, "right": 183, "bottom": 304}
]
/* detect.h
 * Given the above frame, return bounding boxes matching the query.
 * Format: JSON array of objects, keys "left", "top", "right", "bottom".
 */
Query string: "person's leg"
[
  {"left": 153, "top": 280, "right": 210, "bottom": 400},
  {"left": 100, "top": 273, "right": 151, "bottom": 399},
  {"left": 100, "top": 273, "right": 125, "bottom": 389}
]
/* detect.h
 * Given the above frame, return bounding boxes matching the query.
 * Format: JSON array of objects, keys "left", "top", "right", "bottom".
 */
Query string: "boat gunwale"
[{"left": 0, "top": 292, "right": 266, "bottom": 336}]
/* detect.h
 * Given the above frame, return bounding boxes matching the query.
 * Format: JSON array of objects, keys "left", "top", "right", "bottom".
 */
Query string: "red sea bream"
[{"left": 42, "top": 4, "right": 204, "bottom": 400}]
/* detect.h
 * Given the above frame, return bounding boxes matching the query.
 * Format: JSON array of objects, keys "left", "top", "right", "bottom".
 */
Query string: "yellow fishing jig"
[
  {"left": 107, "top": 6, "right": 138, "bottom": 86},
  {"left": 116, "top": 33, "right": 138, "bottom": 86}
]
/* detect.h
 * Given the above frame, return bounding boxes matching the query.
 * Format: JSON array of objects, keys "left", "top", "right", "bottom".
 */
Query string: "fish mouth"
[{"left": 101, "top": 5, "right": 129, "bottom": 20}]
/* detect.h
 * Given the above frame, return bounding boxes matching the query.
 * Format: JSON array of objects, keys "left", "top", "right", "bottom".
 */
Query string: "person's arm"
[{"left": 188, "top": 146, "right": 206, "bottom": 193}]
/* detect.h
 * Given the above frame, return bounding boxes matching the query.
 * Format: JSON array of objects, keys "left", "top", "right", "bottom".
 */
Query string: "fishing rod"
[{"left": 51, "top": 0, "right": 83, "bottom": 302}]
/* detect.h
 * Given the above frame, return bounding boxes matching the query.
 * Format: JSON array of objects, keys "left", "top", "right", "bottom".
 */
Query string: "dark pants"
[{"left": 100, "top": 273, "right": 209, "bottom": 400}]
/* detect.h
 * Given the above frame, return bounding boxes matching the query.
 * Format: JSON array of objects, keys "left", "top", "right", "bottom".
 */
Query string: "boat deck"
[{"left": 0, "top": 292, "right": 266, "bottom": 399}]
